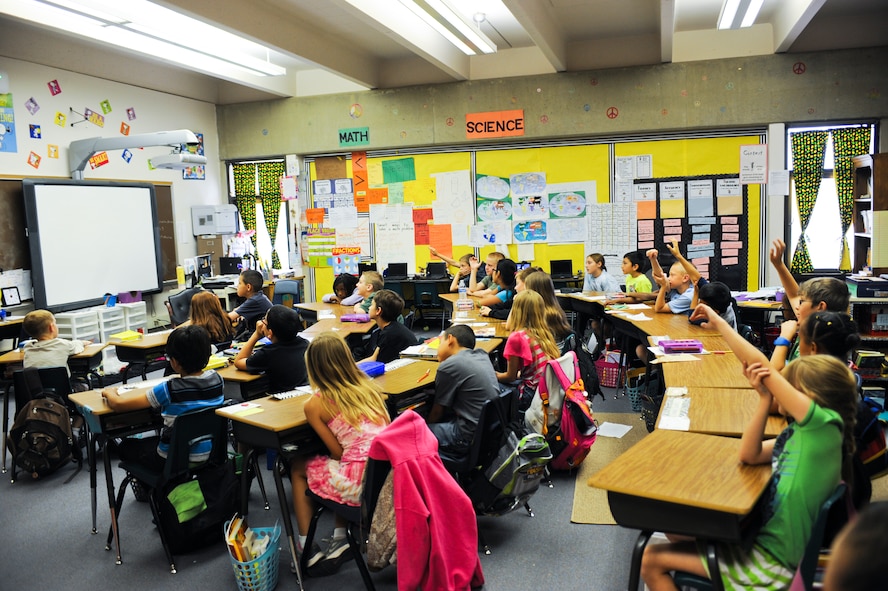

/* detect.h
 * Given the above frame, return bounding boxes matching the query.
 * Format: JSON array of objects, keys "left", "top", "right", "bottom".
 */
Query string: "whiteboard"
[{"left": 23, "top": 179, "right": 162, "bottom": 311}]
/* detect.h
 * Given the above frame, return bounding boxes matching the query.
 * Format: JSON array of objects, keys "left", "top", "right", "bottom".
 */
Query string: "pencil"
[{"left": 416, "top": 368, "right": 431, "bottom": 383}]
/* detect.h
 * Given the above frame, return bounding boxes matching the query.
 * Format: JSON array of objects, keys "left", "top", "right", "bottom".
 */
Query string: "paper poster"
[
  {"left": 330, "top": 248, "right": 360, "bottom": 275},
  {"left": 634, "top": 182, "right": 656, "bottom": 220},
  {"left": 307, "top": 228, "right": 336, "bottom": 267},
  {"left": 739, "top": 144, "right": 767, "bottom": 185},
  {"left": 334, "top": 218, "right": 371, "bottom": 255},
  {"left": 548, "top": 217, "right": 587, "bottom": 244},
  {"left": 328, "top": 205, "right": 358, "bottom": 229},
  {"left": 428, "top": 224, "right": 453, "bottom": 258},
  {"left": 0, "top": 93, "right": 18, "bottom": 153},
  {"left": 635, "top": 155, "right": 653, "bottom": 179},
  {"left": 659, "top": 181, "right": 685, "bottom": 219},
  {"left": 431, "top": 170, "right": 473, "bottom": 226},
  {"left": 512, "top": 220, "right": 547, "bottom": 243},
  {"left": 404, "top": 177, "right": 435, "bottom": 203},
  {"left": 470, "top": 221, "right": 511, "bottom": 246},
  {"left": 375, "top": 221, "right": 417, "bottom": 275},
  {"left": 382, "top": 158, "right": 416, "bottom": 184},
  {"left": 547, "top": 190, "right": 586, "bottom": 218},
  {"left": 512, "top": 194, "right": 549, "bottom": 220},
  {"left": 476, "top": 196, "right": 512, "bottom": 222},
  {"left": 509, "top": 172, "right": 546, "bottom": 196}
]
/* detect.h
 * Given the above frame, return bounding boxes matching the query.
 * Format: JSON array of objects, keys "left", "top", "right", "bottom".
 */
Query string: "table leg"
[
  {"left": 239, "top": 448, "right": 255, "bottom": 516},
  {"left": 628, "top": 530, "right": 652, "bottom": 591},
  {"left": 103, "top": 443, "right": 123, "bottom": 564},
  {"left": 273, "top": 456, "right": 304, "bottom": 591},
  {"left": 87, "top": 427, "right": 98, "bottom": 533},
  {"left": 1, "top": 384, "right": 8, "bottom": 474}
]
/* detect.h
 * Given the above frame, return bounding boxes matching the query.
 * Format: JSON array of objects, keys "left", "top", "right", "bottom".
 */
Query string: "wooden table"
[
  {"left": 400, "top": 337, "right": 504, "bottom": 360},
  {"left": 589, "top": 429, "right": 771, "bottom": 591},
  {"left": 299, "top": 317, "right": 376, "bottom": 340},
  {"left": 295, "top": 301, "right": 351, "bottom": 322},
  {"left": 659, "top": 349, "right": 751, "bottom": 389},
  {"left": 70, "top": 387, "right": 162, "bottom": 561},
  {"left": 111, "top": 330, "right": 173, "bottom": 382},
  {"left": 0, "top": 316, "right": 24, "bottom": 350},
  {"left": 655, "top": 387, "right": 786, "bottom": 437},
  {"left": 216, "top": 364, "right": 269, "bottom": 400}
]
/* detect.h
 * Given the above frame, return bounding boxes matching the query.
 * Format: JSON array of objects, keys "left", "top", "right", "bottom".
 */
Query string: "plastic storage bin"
[
  {"left": 93, "top": 306, "right": 126, "bottom": 342},
  {"left": 55, "top": 309, "right": 100, "bottom": 343},
  {"left": 118, "top": 301, "right": 148, "bottom": 333},
  {"left": 226, "top": 521, "right": 281, "bottom": 591}
]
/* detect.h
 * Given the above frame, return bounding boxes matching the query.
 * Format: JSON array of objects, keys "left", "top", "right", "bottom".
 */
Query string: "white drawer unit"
[
  {"left": 117, "top": 301, "right": 148, "bottom": 333},
  {"left": 55, "top": 309, "right": 100, "bottom": 341}
]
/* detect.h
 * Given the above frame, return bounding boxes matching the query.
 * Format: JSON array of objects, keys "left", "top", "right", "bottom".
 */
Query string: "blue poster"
[{"left": 0, "top": 93, "right": 18, "bottom": 153}]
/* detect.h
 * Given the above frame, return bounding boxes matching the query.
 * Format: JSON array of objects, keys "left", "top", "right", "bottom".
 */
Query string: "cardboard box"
[{"left": 846, "top": 277, "right": 888, "bottom": 298}]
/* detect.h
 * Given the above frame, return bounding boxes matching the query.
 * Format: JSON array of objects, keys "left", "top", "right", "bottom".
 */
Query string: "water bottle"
[{"left": 456, "top": 285, "right": 471, "bottom": 319}]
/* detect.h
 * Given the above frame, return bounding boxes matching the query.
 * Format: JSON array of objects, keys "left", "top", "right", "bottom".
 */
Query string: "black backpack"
[{"left": 562, "top": 332, "right": 605, "bottom": 402}]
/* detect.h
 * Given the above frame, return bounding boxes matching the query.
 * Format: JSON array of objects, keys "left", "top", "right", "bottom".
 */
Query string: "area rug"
[{"left": 571, "top": 412, "right": 648, "bottom": 524}]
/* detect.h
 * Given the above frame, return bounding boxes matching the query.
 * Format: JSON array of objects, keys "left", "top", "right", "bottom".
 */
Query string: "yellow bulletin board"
[{"left": 307, "top": 133, "right": 764, "bottom": 301}]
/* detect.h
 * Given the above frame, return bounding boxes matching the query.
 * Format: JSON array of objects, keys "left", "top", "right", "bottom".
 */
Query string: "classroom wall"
[
  {"left": 0, "top": 57, "right": 222, "bottom": 326},
  {"left": 216, "top": 47, "right": 888, "bottom": 159}
]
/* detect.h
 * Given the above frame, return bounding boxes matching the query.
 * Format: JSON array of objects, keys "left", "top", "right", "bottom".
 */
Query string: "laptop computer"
[
  {"left": 385, "top": 263, "right": 409, "bottom": 280},
  {"left": 358, "top": 262, "right": 377, "bottom": 275},
  {"left": 550, "top": 259, "right": 574, "bottom": 279},
  {"left": 425, "top": 262, "right": 448, "bottom": 279}
]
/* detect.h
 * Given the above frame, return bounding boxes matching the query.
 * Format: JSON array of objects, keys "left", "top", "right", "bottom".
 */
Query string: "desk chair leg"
[
  {"left": 347, "top": 521, "right": 376, "bottom": 591},
  {"left": 524, "top": 501, "right": 534, "bottom": 518},
  {"left": 478, "top": 525, "right": 491, "bottom": 555},
  {"left": 102, "top": 444, "right": 124, "bottom": 564},
  {"left": 628, "top": 530, "right": 653, "bottom": 591},
  {"left": 705, "top": 543, "right": 724, "bottom": 591},
  {"left": 87, "top": 428, "right": 98, "bottom": 533},
  {"left": 106, "top": 473, "right": 133, "bottom": 549},
  {"left": 250, "top": 453, "right": 271, "bottom": 510},
  {"left": 1, "top": 384, "right": 8, "bottom": 474},
  {"left": 273, "top": 456, "right": 304, "bottom": 591}
]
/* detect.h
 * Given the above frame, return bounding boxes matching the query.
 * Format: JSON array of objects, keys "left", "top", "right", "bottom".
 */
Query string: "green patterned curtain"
[
  {"left": 790, "top": 131, "right": 828, "bottom": 273},
  {"left": 257, "top": 161, "right": 286, "bottom": 269},
  {"left": 232, "top": 163, "right": 258, "bottom": 251},
  {"left": 832, "top": 127, "right": 871, "bottom": 271}
]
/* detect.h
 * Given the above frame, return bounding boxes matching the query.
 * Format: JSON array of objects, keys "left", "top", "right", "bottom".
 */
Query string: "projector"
[{"left": 149, "top": 153, "right": 208, "bottom": 169}]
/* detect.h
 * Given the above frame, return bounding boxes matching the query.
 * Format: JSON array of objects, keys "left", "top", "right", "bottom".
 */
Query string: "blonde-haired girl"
[
  {"left": 289, "top": 332, "right": 389, "bottom": 576},
  {"left": 497, "top": 290, "right": 560, "bottom": 410}
]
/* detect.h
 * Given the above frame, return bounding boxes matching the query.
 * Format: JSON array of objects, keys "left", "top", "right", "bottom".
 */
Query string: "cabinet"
[{"left": 852, "top": 153, "right": 888, "bottom": 275}]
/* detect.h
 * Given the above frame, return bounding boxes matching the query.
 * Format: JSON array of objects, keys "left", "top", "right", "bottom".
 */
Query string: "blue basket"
[
  {"left": 226, "top": 521, "right": 281, "bottom": 591},
  {"left": 625, "top": 368, "right": 646, "bottom": 412}
]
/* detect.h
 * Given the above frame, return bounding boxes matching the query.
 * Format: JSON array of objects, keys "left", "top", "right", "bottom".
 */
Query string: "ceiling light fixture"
[
  {"left": 400, "top": 0, "right": 497, "bottom": 55},
  {"left": 717, "top": 0, "right": 765, "bottom": 30}
]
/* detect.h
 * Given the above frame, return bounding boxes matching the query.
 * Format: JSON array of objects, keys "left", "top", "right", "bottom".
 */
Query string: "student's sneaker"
[
  {"left": 291, "top": 542, "right": 324, "bottom": 574},
  {"left": 308, "top": 537, "right": 352, "bottom": 577}
]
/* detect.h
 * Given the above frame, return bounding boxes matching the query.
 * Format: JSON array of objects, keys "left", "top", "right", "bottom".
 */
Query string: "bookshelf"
[{"left": 852, "top": 153, "right": 888, "bottom": 275}]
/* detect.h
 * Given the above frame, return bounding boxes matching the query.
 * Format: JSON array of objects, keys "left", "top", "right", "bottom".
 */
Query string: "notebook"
[
  {"left": 550, "top": 259, "right": 574, "bottom": 279},
  {"left": 385, "top": 263, "right": 409, "bottom": 280},
  {"left": 425, "top": 262, "right": 448, "bottom": 279}
]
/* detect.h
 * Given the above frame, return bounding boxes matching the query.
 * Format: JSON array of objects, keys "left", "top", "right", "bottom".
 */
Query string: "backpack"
[
  {"left": 562, "top": 332, "right": 604, "bottom": 402},
  {"left": 9, "top": 397, "right": 77, "bottom": 481},
  {"left": 466, "top": 431, "right": 551, "bottom": 516},
  {"left": 529, "top": 351, "right": 598, "bottom": 470},
  {"left": 855, "top": 396, "right": 888, "bottom": 479}
]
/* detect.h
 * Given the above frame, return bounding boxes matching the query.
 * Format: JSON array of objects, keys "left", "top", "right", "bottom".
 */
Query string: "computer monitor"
[
  {"left": 385, "top": 263, "right": 408, "bottom": 280},
  {"left": 550, "top": 259, "right": 573, "bottom": 279},
  {"left": 425, "top": 262, "right": 448, "bottom": 279},
  {"left": 196, "top": 253, "right": 213, "bottom": 279},
  {"left": 220, "top": 257, "right": 241, "bottom": 275},
  {"left": 358, "top": 262, "right": 377, "bottom": 275}
]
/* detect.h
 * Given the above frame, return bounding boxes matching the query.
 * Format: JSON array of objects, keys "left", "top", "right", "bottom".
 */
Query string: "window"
[
  {"left": 787, "top": 124, "right": 875, "bottom": 270},
  {"left": 227, "top": 161, "right": 291, "bottom": 270}
]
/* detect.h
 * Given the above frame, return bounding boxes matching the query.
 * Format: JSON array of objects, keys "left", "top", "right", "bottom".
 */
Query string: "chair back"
[
  {"left": 12, "top": 367, "right": 73, "bottom": 415},
  {"left": 794, "top": 483, "right": 849, "bottom": 590},
  {"left": 362, "top": 457, "right": 392, "bottom": 528},
  {"left": 165, "top": 287, "right": 202, "bottom": 327},
  {"left": 161, "top": 406, "right": 228, "bottom": 482},
  {"left": 443, "top": 389, "right": 513, "bottom": 475},
  {"left": 271, "top": 280, "right": 301, "bottom": 307}
]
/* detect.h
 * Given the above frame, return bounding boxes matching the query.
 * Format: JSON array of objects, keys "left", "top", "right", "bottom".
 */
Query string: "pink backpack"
[{"left": 535, "top": 351, "right": 597, "bottom": 470}]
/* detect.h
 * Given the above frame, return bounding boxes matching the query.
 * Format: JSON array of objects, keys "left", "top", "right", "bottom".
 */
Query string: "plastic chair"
[
  {"left": 165, "top": 287, "right": 203, "bottom": 327},
  {"left": 672, "top": 483, "right": 848, "bottom": 591},
  {"left": 107, "top": 407, "right": 231, "bottom": 573},
  {"left": 271, "top": 279, "right": 301, "bottom": 307},
  {"left": 300, "top": 459, "right": 390, "bottom": 589}
]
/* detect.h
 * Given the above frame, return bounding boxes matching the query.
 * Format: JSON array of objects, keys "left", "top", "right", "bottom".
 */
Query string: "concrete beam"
[{"left": 502, "top": 0, "right": 567, "bottom": 72}]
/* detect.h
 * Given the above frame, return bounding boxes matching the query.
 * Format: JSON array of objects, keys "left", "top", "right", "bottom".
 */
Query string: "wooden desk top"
[
  {"left": 609, "top": 308, "right": 721, "bottom": 338},
  {"left": 110, "top": 330, "right": 172, "bottom": 350},
  {"left": 0, "top": 342, "right": 108, "bottom": 365},
  {"left": 374, "top": 359, "right": 438, "bottom": 395},
  {"left": 300, "top": 317, "right": 376, "bottom": 339},
  {"left": 400, "top": 337, "right": 503, "bottom": 360},
  {"left": 296, "top": 301, "right": 350, "bottom": 317},
  {"left": 736, "top": 300, "right": 784, "bottom": 310},
  {"left": 657, "top": 387, "right": 786, "bottom": 438},
  {"left": 589, "top": 429, "right": 771, "bottom": 514},
  {"left": 70, "top": 389, "right": 119, "bottom": 417},
  {"left": 0, "top": 316, "right": 24, "bottom": 327},
  {"left": 660, "top": 350, "right": 751, "bottom": 389},
  {"left": 217, "top": 393, "right": 310, "bottom": 432},
  {"left": 216, "top": 364, "right": 264, "bottom": 383}
]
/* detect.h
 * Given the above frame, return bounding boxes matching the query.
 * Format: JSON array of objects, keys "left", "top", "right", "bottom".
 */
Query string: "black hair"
[
  {"left": 698, "top": 281, "right": 732, "bottom": 314},
  {"left": 496, "top": 258, "right": 518, "bottom": 289},
  {"left": 166, "top": 325, "right": 211, "bottom": 374},
  {"left": 240, "top": 269, "right": 264, "bottom": 292},
  {"left": 800, "top": 311, "right": 860, "bottom": 360},
  {"left": 373, "top": 289, "right": 405, "bottom": 322},
  {"left": 264, "top": 304, "right": 302, "bottom": 343},
  {"left": 443, "top": 324, "right": 475, "bottom": 349},
  {"left": 623, "top": 250, "right": 647, "bottom": 273},
  {"left": 332, "top": 273, "right": 358, "bottom": 295}
]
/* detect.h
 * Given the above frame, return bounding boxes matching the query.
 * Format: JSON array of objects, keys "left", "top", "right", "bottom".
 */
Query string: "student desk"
[
  {"left": 0, "top": 316, "right": 25, "bottom": 350},
  {"left": 0, "top": 342, "right": 108, "bottom": 474},
  {"left": 655, "top": 387, "right": 786, "bottom": 437},
  {"left": 400, "top": 337, "right": 504, "bottom": 360},
  {"left": 658, "top": 349, "right": 751, "bottom": 390},
  {"left": 69, "top": 388, "right": 162, "bottom": 563},
  {"left": 298, "top": 317, "right": 376, "bottom": 341},
  {"left": 111, "top": 330, "right": 172, "bottom": 382},
  {"left": 215, "top": 364, "right": 269, "bottom": 400},
  {"left": 589, "top": 429, "right": 772, "bottom": 591},
  {"left": 294, "top": 301, "right": 350, "bottom": 324}
]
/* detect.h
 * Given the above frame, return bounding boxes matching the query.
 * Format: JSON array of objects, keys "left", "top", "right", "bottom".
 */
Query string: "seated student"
[
  {"left": 427, "top": 324, "right": 500, "bottom": 462},
  {"left": 234, "top": 305, "right": 309, "bottom": 393},
  {"left": 182, "top": 290, "right": 236, "bottom": 347},
  {"left": 478, "top": 258, "right": 518, "bottom": 309},
  {"left": 583, "top": 253, "right": 621, "bottom": 293},
  {"left": 228, "top": 269, "right": 273, "bottom": 335},
  {"left": 358, "top": 289, "right": 419, "bottom": 364},
  {"left": 101, "top": 325, "right": 224, "bottom": 470},
  {"left": 21, "top": 310, "right": 90, "bottom": 377},
  {"left": 480, "top": 265, "right": 540, "bottom": 319},
  {"left": 447, "top": 254, "right": 475, "bottom": 293},
  {"left": 642, "top": 303, "right": 858, "bottom": 591},
  {"left": 497, "top": 290, "right": 561, "bottom": 411},
  {"left": 769, "top": 238, "right": 851, "bottom": 371},
  {"left": 607, "top": 250, "right": 655, "bottom": 304},
  {"left": 322, "top": 273, "right": 362, "bottom": 306},
  {"left": 524, "top": 271, "right": 573, "bottom": 345},
  {"left": 664, "top": 240, "right": 737, "bottom": 329},
  {"left": 429, "top": 246, "right": 484, "bottom": 285},
  {"left": 823, "top": 501, "right": 888, "bottom": 591},
  {"left": 353, "top": 270, "right": 384, "bottom": 314},
  {"left": 648, "top": 249, "right": 694, "bottom": 315},
  {"left": 467, "top": 251, "right": 504, "bottom": 296}
]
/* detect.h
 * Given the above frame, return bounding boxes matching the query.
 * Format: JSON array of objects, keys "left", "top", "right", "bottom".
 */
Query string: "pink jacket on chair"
[{"left": 368, "top": 410, "right": 484, "bottom": 591}]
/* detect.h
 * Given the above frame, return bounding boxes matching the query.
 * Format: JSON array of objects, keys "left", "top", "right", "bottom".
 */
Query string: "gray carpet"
[{"left": 0, "top": 379, "right": 643, "bottom": 591}]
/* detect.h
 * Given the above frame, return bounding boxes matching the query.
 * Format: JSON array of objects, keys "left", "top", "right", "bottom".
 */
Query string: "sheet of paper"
[
  {"left": 596, "top": 422, "right": 633, "bottom": 438},
  {"left": 650, "top": 353, "right": 701, "bottom": 364},
  {"left": 317, "top": 310, "right": 336, "bottom": 319},
  {"left": 658, "top": 416, "right": 690, "bottom": 431}
]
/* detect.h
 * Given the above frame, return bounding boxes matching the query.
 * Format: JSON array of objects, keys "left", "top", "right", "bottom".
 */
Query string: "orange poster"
[{"left": 465, "top": 109, "right": 525, "bottom": 140}]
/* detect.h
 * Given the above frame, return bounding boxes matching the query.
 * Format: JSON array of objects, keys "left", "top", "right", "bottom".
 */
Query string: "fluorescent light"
[
  {"left": 399, "top": 0, "right": 476, "bottom": 55},
  {"left": 424, "top": 0, "right": 497, "bottom": 54},
  {"left": 717, "top": 0, "right": 764, "bottom": 30},
  {"left": 6, "top": 0, "right": 287, "bottom": 77},
  {"left": 398, "top": 0, "right": 497, "bottom": 55}
]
